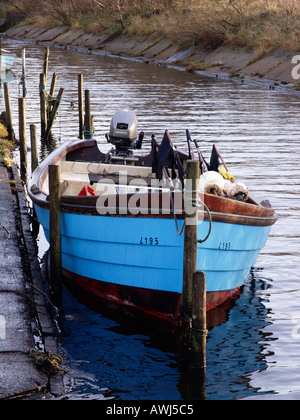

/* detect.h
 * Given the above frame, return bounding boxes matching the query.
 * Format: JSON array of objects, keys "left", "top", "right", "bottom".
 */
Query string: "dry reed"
[{"left": 4, "top": 0, "right": 300, "bottom": 51}]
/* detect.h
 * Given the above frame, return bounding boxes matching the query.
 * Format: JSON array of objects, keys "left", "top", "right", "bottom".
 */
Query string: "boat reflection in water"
[{"left": 59, "top": 266, "right": 272, "bottom": 400}]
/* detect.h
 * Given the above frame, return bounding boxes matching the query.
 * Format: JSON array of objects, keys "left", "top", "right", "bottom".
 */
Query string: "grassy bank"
[
  {"left": 3, "top": 0, "right": 300, "bottom": 53},
  {"left": 0, "top": 122, "right": 15, "bottom": 167}
]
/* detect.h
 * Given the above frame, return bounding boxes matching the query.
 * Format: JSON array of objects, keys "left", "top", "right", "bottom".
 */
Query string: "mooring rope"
[
  {"left": 169, "top": 191, "right": 185, "bottom": 236},
  {"left": 83, "top": 124, "right": 95, "bottom": 139},
  {"left": 182, "top": 189, "right": 212, "bottom": 243},
  {"left": 39, "top": 82, "right": 78, "bottom": 108}
]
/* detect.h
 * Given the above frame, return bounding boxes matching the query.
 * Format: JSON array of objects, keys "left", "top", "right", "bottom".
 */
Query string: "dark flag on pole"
[
  {"left": 157, "top": 132, "right": 174, "bottom": 181},
  {"left": 209, "top": 145, "right": 220, "bottom": 172},
  {"left": 152, "top": 132, "right": 185, "bottom": 187}
]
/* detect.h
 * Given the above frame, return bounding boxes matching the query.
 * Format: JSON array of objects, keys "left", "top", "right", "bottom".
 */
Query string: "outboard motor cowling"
[{"left": 106, "top": 109, "right": 140, "bottom": 156}]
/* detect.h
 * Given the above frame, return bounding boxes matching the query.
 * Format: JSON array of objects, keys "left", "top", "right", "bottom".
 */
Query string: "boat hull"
[
  {"left": 35, "top": 205, "right": 272, "bottom": 320},
  {"left": 27, "top": 139, "right": 277, "bottom": 321},
  {"left": 63, "top": 268, "right": 240, "bottom": 321}
]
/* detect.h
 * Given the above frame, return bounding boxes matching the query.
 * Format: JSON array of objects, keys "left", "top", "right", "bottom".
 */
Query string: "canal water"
[{"left": 1, "top": 39, "right": 300, "bottom": 400}]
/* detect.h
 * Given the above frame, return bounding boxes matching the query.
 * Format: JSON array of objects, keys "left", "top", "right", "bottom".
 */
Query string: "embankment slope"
[{"left": 3, "top": 24, "right": 299, "bottom": 89}]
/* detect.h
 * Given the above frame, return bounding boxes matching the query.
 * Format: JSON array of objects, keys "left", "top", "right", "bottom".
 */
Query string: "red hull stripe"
[{"left": 63, "top": 269, "right": 241, "bottom": 322}]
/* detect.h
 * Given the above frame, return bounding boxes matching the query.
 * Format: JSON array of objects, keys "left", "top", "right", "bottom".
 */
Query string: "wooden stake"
[
  {"left": 21, "top": 48, "right": 26, "bottom": 98},
  {"left": 44, "top": 87, "right": 64, "bottom": 142},
  {"left": 49, "top": 72, "right": 57, "bottom": 98},
  {"left": 30, "top": 124, "right": 38, "bottom": 172},
  {"left": 48, "top": 72, "right": 57, "bottom": 117},
  {"left": 182, "top": 160, "right": 199, "bottom": 313},
  {"left": 78, "top": 74, "right": 84, "bottom": 139},
  {"left": 49, "top": 164, "right": 62, "bottom": 304},
  {"left": 18, "top": 97, "right": 27, "bottom": 180},
  {"left": 192, "top": 271, "right": 207, "bottom": 332},
  {"left": 191, "top": 271, "right": 207, "bottom": 369},
  {"left": 40, "top": 73, "right": 47, "bottom": 138},
  {"left": 3, "top": 82, "right": 14, "bottom": 141},
  {"left": 84, "top": 89, "right": 92, "bottom": 139},
  {"left": 43, "top": 46, "right": 49, "bottom": 84}
]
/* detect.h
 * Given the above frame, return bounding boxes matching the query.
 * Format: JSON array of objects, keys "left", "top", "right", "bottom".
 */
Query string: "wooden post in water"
[
  {"left": 84, "top": 89, "right": 92, "bottom": 139},
  {"left": 40, "top": 73, "right": 47, "bottom": 138},
  {"left": 78, "top": 74, "right": 84, "bottom": 139},
  {"left": 44, "top": 87, "right": 64, "bottom": 142},
  {"left": 43, "top": 46, "right": 49, "bottom": 84},
  {"left": 49, "top": 72, "right": 57, "bottom": 98},
  {"left": 192, "top": 271, "right": 206, "bottom": 332},
  {"left": 21, "top": 48, "right": 26, "bottom": 98},
  {"left": 49, "top": 164, "right": 62, "bottom": 304},
  {"left": 48, "top": 72, "right": 57, "bottom": 117},
  {"left": 30, "top": 124, "right": 38, "bottom": 172},
  {"left": 182, "top": 160, "right": 199, "bottom": 314},
  {"left": 191, "top": 271, "right": 207, "bottom": 368},
  {"left": 3, "top": 82, "right": 15, "bottom": 141},
  {"left": 18, "top": 97, "right": 27, "bottom": 180}
]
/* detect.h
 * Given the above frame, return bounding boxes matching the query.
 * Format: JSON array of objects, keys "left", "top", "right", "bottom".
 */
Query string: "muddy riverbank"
[{"left": 3, "top": 24, "right": 299, "bottom": 90}]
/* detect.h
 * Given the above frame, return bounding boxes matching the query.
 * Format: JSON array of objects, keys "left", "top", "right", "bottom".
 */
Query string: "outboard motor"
[{"left": 106, "top": 109, "right": 144, "bottom": 157}]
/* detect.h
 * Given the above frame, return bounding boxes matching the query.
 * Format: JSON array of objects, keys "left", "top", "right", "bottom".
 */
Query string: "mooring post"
[
  {"left": 40, "top": 73, "right": 47, "bottom": 138},
  {"left": 49, "top": 164, "right": 62, "bottom": 304},
  {"left": 30, "top": 124, "right": 38, "bottom": 172},
  {"left": 78, "top": 74, "right": 84, "bottom": 139},
  {"left": 43, "top": 46, "right": 49, "bottom": 84},
  {"left": 18, "top": 97, "right": 27, "bottom": 180},
  {"left": 84, "top": 89, "right": 92, "bottom": 139},
  {"left": 3, "top": 82, "right": 15, "bottom": 141},
  {"left": 48, "top": 72, "right": 57, "bottom": 117},
  {"left": 182, "top": 160, "right": 200, "bottom": 314},
  {"left": 21, "top": 48, "right": 26, "bottom": 98},
  {"left": 44, "top": 87, "right": 64, "bottom": 142},
  {"left": 192, "top": 271, "right": 207, "bottom": 331},
  {"left": 191, "top": 271, "right": 207, "bottom": 368}
]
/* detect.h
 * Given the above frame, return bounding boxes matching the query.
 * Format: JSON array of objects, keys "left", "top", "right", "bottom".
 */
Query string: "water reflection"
[
  {"left": 40, "top": 133, "right": 58, "bottom": 160},
  {"left": 59, "top": 269, "right": 271, "bottom": 400},
  {"left": 0, "top": 70, "right": 16, "bottom": 86}
]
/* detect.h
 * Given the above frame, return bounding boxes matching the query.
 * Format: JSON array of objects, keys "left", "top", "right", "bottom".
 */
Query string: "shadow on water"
[{"left": 52, "top": 263, "right": 273, "bottom": 400}]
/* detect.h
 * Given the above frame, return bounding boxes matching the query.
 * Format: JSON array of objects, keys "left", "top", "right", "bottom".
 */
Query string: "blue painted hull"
[
  {"left": 35, "top": 204, "right": 272, "bottom": 316},
  {"left": 27, "top": 139, "right": 277, "bottom": 320}
]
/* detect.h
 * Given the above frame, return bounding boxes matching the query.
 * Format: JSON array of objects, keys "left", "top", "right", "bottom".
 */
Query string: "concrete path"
[{"left": 0, "top": 158, "right": 64, "bottom": 399}]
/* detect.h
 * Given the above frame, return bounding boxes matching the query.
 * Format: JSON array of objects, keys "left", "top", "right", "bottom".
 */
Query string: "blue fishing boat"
[{"left": 28, "top": 110, "right": 277, "bottom": 321}]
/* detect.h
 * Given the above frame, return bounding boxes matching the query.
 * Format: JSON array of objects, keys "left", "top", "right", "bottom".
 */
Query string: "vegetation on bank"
[
  {"left": 2, "top": 0, "right": 300, "bottom": 53},
  {"left": 0, "top": 123, "right": 15, "bottom": 168}
]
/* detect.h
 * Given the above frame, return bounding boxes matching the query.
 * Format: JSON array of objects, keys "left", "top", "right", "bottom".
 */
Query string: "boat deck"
[{"left": 46, "top": 160, "right": 170, "bottom": 197}]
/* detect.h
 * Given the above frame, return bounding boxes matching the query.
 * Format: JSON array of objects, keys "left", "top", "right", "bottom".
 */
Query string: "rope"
[
  {"left": 83, "top": 124, "right": 95, "bottom": 139},
  {"left": 183, "top": 189, "right": 212, "bottom": 243},
  {"left": 87, "top": 161, "right": 102, "bottom": 175},
  {"left": 39, "top": 82, "right": 46, "bottom": 94},
  {"left": 169, "top": 191, "right": 185, "bottom": 236},
  {"left": 27, "top": 350, "right": 66, "bottom": 375},
  {"left": 39, "top": 82, "right": 77, "bottom": 107},
  {"left": 169, "top": 188, "right": 212, "bottom": 242}
]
